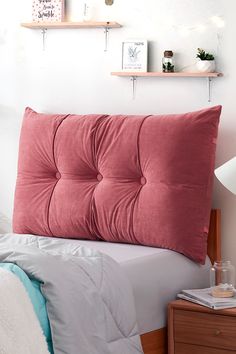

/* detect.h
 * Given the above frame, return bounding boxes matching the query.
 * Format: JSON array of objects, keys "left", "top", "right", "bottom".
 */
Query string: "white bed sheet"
[{"left": 68, "top": 240, "right": 211, "bottom": 334}]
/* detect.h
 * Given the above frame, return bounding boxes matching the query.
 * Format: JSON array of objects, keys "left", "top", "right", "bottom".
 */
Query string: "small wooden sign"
[{"left": 32, "top": 0, "right": 65, "bottom": 22}]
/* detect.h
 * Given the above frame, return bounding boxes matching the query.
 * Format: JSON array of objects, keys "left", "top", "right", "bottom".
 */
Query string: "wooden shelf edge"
[
  {"left": 111, "top": 71, "right": 223, "bottom": 78},
  {"left": 21, "top": 21, "right": 122, "bottom": 29}
]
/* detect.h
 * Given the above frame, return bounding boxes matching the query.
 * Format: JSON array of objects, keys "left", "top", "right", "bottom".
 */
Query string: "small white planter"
[{"left": 196, "top": 60, "right": 216, "bottom": 73}]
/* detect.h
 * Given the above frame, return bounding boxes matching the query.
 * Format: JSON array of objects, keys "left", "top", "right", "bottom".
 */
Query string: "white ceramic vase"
[
  {"left": 196, "top": 60, "right": 216, "bottom": 73},
  {"left": 69, "top": 0, "right": 95, "bottom": 21}
]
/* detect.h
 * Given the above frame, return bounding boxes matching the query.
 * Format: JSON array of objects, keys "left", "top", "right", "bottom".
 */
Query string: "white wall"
[{"left": 0, "top": 0, "right": 235, "bottom": 266}]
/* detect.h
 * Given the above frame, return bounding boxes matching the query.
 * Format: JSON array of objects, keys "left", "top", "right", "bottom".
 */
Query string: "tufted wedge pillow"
[{"left": 13, "top": 106, "right": 221, "bottom": 264}]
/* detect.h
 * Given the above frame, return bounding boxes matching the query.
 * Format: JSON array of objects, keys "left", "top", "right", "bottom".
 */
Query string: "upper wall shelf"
[
  {"left": 111, "top": 71, "right": 223, "bottom": 101},
  {"left": 111, "top": 72, "right": 222, "bottom": 78},
  {"left": 21, "top": 21, "right": 122, "bottom": 51},
  {"left": 21, "top": 21, "right": 122, "bottom": 29}
]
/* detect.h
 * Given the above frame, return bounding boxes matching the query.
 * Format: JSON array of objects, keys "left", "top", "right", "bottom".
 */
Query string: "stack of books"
[{"left": 178, "top": 288, "right": 236, "bottom": 310}]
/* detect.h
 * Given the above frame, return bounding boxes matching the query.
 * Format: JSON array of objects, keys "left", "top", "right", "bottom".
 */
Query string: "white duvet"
[{"left": 0, "top": 233, "right": 144, "bottom": 354}]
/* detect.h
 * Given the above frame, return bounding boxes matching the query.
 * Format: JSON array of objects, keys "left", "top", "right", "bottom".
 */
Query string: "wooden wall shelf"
[
  {"left": 111, "top": 71, "right": 223, "bottom": 101},
  {"left": 111, "top": 72, "right": 222, "bottom": 78},
  {"left": 21, "top": 21, "right": 122, "bottom": 51},
  {"left": 21, "top": 21, "right": 122, "bottom": 29}
]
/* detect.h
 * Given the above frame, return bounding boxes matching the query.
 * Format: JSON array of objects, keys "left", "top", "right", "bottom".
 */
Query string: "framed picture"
[
  {"left": 32, "top": 0, "right": 65, "bottom": 22},
  {"left": 122, "top": 39, "right": 148, "bottom": 72}
]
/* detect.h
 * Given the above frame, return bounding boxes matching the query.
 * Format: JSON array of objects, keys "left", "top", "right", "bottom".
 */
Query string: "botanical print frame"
[
  {"left": 32, "top": 0, "right": 65, "bottom": 22},
  {"left": 122, "top": 39, "right": 148, "bottom": 72}
]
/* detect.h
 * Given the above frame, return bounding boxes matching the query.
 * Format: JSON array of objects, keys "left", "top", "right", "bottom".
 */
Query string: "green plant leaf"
[{"left": 196, "top": 48, "right": 214, "bottom": 60}]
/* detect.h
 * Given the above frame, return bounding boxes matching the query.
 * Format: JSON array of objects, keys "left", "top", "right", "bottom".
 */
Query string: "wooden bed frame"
[{"left": 140, "top": 209, "right": 221, "bottom": 354}]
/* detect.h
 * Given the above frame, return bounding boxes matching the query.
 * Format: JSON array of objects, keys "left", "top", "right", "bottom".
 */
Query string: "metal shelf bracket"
[
  {"left": 40, "top": 25, "right": 111, "bottom": 52},
  {"left": 131, "top": 76, "right": 137, "bottom": 100},
  {"left": 125, "top": 75, "right": 217, "bottom": 102},
  {"left": 207, "top": 77, "right": 213, "bottom": 102},
  {"left": 41, "top": 28, "right": 47, "bottom": 51},
  {"left": 104, "top": 26, "right": 110, "bottom": 52}
]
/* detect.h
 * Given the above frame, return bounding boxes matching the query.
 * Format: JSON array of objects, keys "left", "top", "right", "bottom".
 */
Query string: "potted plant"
[{"left": 196, "top": 48, "right": 215, "bottom": 73}]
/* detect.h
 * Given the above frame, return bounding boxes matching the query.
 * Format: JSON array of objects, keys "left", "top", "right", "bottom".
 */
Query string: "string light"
[
  {"left": 211, "top": 16, "right": 225, "bottom": 28},
  {"left": 196, "top": 24, "right": 206, "bottom": 33},
  {"left": 167, "top": 15, "right": 225, "bottom": 35},
  {"left": 132, "top": 7, "right": 225, "bottom": 35},
  {"left": 179, "top": 27, "right": 190, "bottom": 37}
]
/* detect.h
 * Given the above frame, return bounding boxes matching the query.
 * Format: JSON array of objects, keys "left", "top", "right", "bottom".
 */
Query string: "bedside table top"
[{"left": 169, "top": 299, "right": 236, "bottom": 316}]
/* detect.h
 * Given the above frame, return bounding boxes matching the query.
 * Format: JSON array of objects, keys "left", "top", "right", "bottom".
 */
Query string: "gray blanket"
[{"left": 0, "top": 234, "right": 143, "bottom": 354}]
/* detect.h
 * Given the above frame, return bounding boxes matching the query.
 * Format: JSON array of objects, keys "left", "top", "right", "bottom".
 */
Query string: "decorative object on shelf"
[
  {"left": 162, "top": 50, "right": 175, "bottom": 73},
  {"left": 32, "top": 0, "right": 65, "bottom": 22},
  {"left": 104, "top": 0, "right": 114, "bottom": 22},
  {"left": 210, "top": 261, "right": 235, "bottom": 298},
  {"left": 67, "top": 0, "right": 83, "bottom": 21},
  {"left": 122, "top": 39, "right": 148, "bottom": 72},
  {"left": 83, "top": 1, "right": 94, "bottom": 21},
  {"left": 196, "top": 48, "right": 216, "bottom": 73}
]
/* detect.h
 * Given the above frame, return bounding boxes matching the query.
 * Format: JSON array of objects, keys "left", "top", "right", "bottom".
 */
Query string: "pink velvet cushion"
[{"left": 13, "top": 106, "right": 221, "bottom": 264}]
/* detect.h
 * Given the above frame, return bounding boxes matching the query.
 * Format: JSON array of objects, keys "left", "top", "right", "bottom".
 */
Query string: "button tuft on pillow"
[
  {"left": 97, "top": 174, "right": 103, "bottom": 182},
  {"left": 140, "top": 177, "right": 146, "bottom": 185},
  {"left": 55, "top": 172, "right": 61, "bottom": 180}
]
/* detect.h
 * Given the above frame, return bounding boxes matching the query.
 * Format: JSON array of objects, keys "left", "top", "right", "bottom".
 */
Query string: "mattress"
[
  {"left": 64, "top": 240, "right": 211, "bottom": 334},
  {"left": 2, "top": 233, "right": 210, "bottom": 334}
]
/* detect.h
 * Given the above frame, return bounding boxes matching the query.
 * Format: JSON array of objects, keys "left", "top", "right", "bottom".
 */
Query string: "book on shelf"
[{"left": 177, "top": 288, "right": 236, "bottom": 310}]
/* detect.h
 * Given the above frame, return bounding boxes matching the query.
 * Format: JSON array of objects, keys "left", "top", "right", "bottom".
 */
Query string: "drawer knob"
[{"left": 214, "top": 329, "right": 221, "bottom": 336}]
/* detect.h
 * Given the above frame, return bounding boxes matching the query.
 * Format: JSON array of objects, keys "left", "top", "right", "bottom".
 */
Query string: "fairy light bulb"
[
  {"left": 163, "top": 16, "right": 174, "bottom": 31},
  {"left": 196, "top": 24, "right": 206, "bottom": 32},
  {"left": 211, "top": 16, "right": 225, "bottom": 28},
  {"left": 179, "top": 26, "right": 190, "bottom": 37}
]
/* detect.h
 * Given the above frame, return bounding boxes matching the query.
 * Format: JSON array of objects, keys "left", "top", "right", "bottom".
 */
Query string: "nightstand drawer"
[
  {"left": 175, "top": 309, "right": 236, "bottom": 351},
  {"left": 175, "top": 343, "right": 233, "bottom": 354}
]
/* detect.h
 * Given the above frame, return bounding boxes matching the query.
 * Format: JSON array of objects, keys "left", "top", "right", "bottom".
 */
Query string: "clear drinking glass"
[{"left": 210, "top": 261, "right": 235, "bottom": 298}]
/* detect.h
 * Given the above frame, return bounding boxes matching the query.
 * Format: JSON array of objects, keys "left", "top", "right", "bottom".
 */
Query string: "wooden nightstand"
[{"left": 168, "top": 299, "right": 236, "bottom": 354}]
